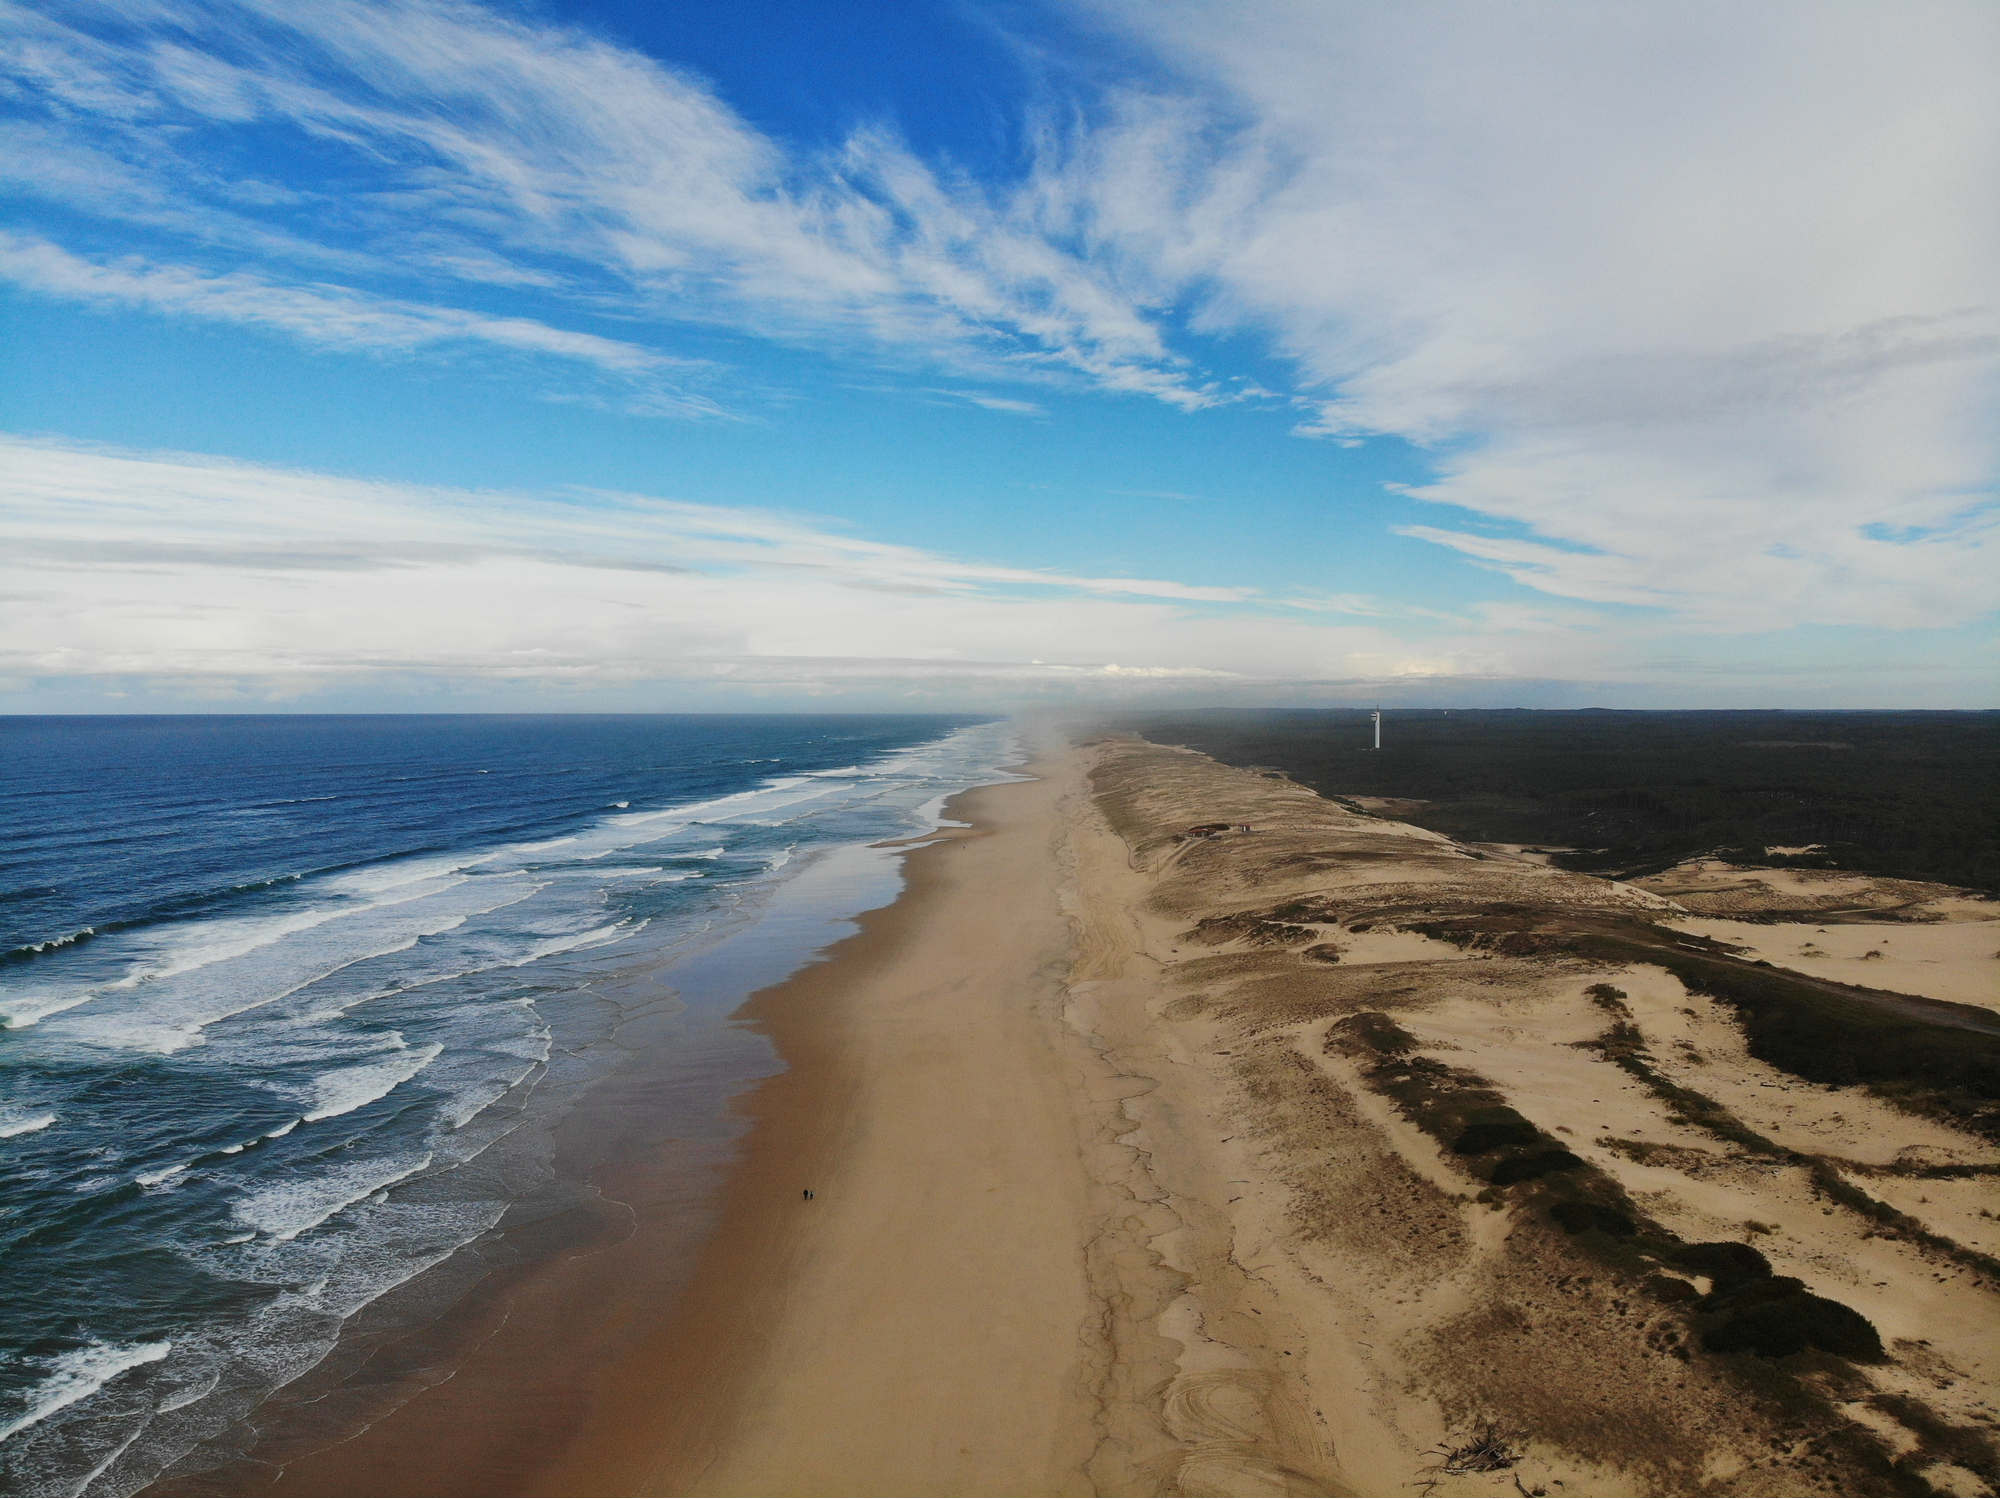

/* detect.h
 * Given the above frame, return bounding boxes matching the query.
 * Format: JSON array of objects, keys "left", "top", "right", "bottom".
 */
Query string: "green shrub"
[
  {"left": 1698, "top": 1277, "right": 1884, "bottom": 1361},
  {"left": 1451, "top": 1106, "right": 1541, "bottom": 1153},
  {"left": 1489, "top": 1149, "right": 1584, "bottom": 1184},
  {"left": 1585, "top": 983, "right": 1631, "bottom": 1013},
  {"left": 1550, "top": 1201, "right": 1638, "bottom": 1236},
  {"left": 1332, "top": 1011, "right": 1417, "bottom": 1055},
  {"left": 1665, "top": 1240, "right": 1771, "bottom": 1286}
]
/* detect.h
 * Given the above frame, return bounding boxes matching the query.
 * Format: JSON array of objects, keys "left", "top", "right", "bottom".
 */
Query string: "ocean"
[{"left": 0, "top": 713, "right": 1017, "bottom": 1497}]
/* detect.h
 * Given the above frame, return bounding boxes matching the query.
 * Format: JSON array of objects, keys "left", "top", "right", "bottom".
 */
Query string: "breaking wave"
[{"left": 0, "top": 714, "right": 1021, "bottom": 1496}]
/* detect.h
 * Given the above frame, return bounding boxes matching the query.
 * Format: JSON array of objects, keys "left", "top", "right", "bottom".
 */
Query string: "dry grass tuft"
[{"left": 1418, "top": 1423, "right": 1529, "bottom": 1493}]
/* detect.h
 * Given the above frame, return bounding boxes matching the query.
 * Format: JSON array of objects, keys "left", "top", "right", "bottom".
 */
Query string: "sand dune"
[{"left": 1061, "top": 734, "right": 2000, "bottom": 1497}]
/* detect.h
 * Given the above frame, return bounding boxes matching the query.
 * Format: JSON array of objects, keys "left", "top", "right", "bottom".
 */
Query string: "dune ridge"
[{"left": 1059, "top": 731, "right": 2000, "bottom": 1497}]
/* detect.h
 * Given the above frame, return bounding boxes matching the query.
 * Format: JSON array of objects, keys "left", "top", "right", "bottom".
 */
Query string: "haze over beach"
[{"left": 1, "top": 3, "right": 1996, "bottom": 1498}]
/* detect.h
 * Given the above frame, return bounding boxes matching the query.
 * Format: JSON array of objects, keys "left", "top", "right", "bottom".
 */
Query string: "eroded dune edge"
[{"left": 1054, "top": 731, "right": 2000, "bottom": 1498}]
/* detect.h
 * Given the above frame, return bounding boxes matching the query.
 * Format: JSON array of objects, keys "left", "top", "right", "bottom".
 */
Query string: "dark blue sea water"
[{"left": 0, "top": 714, "right": 1014, "bottom": 1496}]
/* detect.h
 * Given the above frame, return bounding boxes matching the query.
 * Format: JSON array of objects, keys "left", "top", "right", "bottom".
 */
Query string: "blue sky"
[{"left": 1, "top": 0, "right": 1994, "bottom": 711}]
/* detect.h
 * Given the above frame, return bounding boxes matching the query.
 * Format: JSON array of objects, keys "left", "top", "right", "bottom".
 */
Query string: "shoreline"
[
  {"left": 553, "top": 737, "right": 1098, "bottom": 1495},
  {"left": 241, "top": 743, "right": 1081, "bottom": 1496}
]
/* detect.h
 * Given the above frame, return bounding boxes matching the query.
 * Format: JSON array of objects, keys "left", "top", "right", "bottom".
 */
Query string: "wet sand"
[
  {"left": 244, "top": 739, "right": 1100, "bottom": 1497},
  {"left": 237, "top": 963, "right": 768, "bottom": 1498},
  {"left": 559, "top": 738, "right": 1100, "bottom": 1496}
]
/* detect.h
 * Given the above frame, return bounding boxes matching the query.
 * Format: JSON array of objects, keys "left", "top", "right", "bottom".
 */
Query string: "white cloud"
[
  {"left": 2, "top": 0, "right": 1992, "bottom": 643},
  {"left": 929, "top": 389, "right": 1047, "bottom": 416},
  {"left": 1, "top": 434, "right": 1658, "bottom": 705},
  {"left": 1064, "top": 0, "right": 1999, "bottom": 628},
  {"left": 1393, "top": 421, "right": 1999, "bottom": 631},
  {"left": 0, "top": 0, "right": 1211, "bottom": 405},
  {"left": 0, "top": 230, "right": 726, "bottom": 412},
  {"left": 1280, "top": 594, "right": 1389, "bottom": 618}
]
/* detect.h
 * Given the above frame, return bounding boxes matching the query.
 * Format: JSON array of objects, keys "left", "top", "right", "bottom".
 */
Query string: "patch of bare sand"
[
  {"left": 1667, "top": 914, "right": 2000, "bottom": 1009},
  {"left": 1063, "top": 734, "right": 2000, "bottom": 1498},
  {"left": 1464, "top": 843, "right": 1577, "bottom": 868},
  {"left": 1633, "top": 861, "right": 1997, "bottom": 924}
]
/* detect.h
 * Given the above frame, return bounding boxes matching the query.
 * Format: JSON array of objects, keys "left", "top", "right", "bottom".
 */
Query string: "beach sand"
[
  {"left": 213, "top": 728, "right": 2000, "bottom": 1497},
  {"left": 246, "top": 732, "right": 1115, "bottom": 1497},
  {"left": 561, "top": 735, "right": 1107, "bottom": 1497}
]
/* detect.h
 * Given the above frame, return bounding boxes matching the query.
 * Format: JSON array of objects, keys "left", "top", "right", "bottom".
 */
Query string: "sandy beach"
[
  {"left": 243, "top": 731, "right": 1111, "bottom": 1497},
  {"left": 556, "top": 734, "right": 1106, "bottom": 1496},
  {"left": 219, "top": 726, "right": 2000, "bottom": 1497}
]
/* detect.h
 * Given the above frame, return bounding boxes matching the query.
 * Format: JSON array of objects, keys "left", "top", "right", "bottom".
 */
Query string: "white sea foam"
[
  {"left": 4, "top": 927, "right": 93, "bottom": 959},
  {"left": 154, "top": 1368, "right": 219, "bottom": 1413},
  {"left": 300, "top": 1043, "right": 444, "bottom": 1123},
  {"left": 48, "top": 880, "right": 545, "bottom": 1051},
  {"left": 910, "top": 792, "right": 972, "bottom": 829},
  {"left": 133, "top": 1161, "right": 190, "bottom": 1187},
  {"left": 232, "top": 1152, "right": 432, "bottom": 1241},
  {"left": 440, "top": 1067, "right": 531, "bottom": 1131},
  {"left": 0, "top": 988, "right": 102, "bottom": 1031},
  {"left": 0, "top": 1339, "right": 171, "bottom": 1442},
  {"left": 4, "top": 879, "right": 470, "bottom": 1034},
  {"left": 495, "top": 835, "right": 579, "bottom": 857},
  {"left": 0, "top": 1112, "right": 56, "bottom": 1139},
  {"left": 322, "top": 855, "right": 476, "bottom": 896},
  {"left": 480, "top": 1026, "right": 555, "bottom": 1062},
  {"left": 72, "top": 1414, "right": 145, "bottom": 1495},
  {"left": 215, "top": 1116, "right": 299, "bottom": 1154},
  {"left": 605, "top": 776, "right": 812, "bottom": 828},
  {"left": 509, "top": 923, "right": 627, "bottom": 965},
  {"left": 127, "top": 889, "right": 465, "bottom": 988}
]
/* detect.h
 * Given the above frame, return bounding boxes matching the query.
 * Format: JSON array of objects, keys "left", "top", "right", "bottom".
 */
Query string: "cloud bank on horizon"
[{"left": 1, "top": 0, "right": 1993, "bottom": 710}]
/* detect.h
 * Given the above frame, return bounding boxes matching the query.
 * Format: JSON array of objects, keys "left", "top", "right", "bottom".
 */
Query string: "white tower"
[{"left": 1372, "top": 707, "right": 1381, "bottom": 750}]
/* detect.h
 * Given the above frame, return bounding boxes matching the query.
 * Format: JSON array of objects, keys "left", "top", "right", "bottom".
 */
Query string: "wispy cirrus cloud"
[
  {"left": 0, "top": 230, "right": 726, "bottom": 413},
  {"left": 0, "top": 0, "right": 1217, "bottom": 406},
  {"left": 927, "top": 390, "right": 1047, "bottom": 416},
  {"left": 1063, "top": 0, "right": 1999, "bottom": 630},
  {"left": 1, "top": 0, "right": 1992, "bottom": 649}
]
